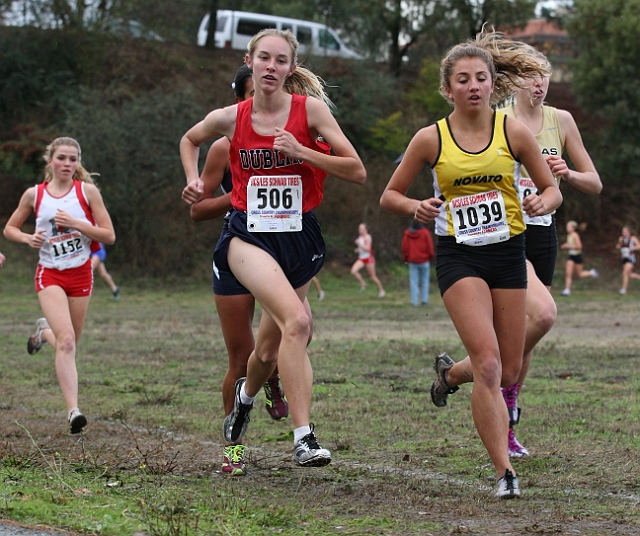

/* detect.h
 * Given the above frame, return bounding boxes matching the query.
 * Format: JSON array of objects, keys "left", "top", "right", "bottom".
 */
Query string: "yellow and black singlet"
[{"left": 432, "top": 112, "right": 525, "bottom": 246}]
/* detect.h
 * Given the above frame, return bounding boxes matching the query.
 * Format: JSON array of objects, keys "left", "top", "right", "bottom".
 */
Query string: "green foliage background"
[
  {"left": 569, "top": 0, "right": 640, "bottom": 181},
  {"left": 2, "top": 0, "right": 640, "bottom": 274}
]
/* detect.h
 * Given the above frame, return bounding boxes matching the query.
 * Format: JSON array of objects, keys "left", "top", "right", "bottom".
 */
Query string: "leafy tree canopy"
[
  {"left": 568, "top": 0, "right": 640, "bottom": 178},
  {"left": 2, "top": 0, "right": 537, "bottom": 74}
]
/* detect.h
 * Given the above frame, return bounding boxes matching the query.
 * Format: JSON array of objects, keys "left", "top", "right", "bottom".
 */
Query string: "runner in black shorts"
[
  {"left": 381, "top": 31, "right": 562, "bottom": 498},
  {"left": 452, "top": 48, "right": 601, "bottom": 458},
  {"left": 560, "top": 220, "right": 599, "bottom": 296},
  {"left": 616, "top": 226, "right": 640, "bottom": 295},
  {"left": 524, "top": 220, "right": 558, "bottom": 287}
]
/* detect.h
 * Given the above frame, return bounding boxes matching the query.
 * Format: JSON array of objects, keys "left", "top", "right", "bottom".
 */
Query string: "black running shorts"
[{"left": 435, "top": 234, "right": 527, "bottom": 296}]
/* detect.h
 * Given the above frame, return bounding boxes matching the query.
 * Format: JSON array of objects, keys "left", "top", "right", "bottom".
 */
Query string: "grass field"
[{"left": 1, "top": 252, "right": 639, "bottom": 535}]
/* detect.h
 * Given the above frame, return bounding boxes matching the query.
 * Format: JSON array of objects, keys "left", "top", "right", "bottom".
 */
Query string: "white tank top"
[
  {"left": 356, "top": 236, "right": 371, "bottom": 260},
  {"left": 34, "top": 181, "right": 96, "bottom": 270}
]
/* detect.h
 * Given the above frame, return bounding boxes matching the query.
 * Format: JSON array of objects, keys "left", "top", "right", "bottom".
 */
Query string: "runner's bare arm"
[
  {"left": 273, "top": 97, "right": 365, "bottom": 185},
  {"left": 380, "top": 126, "right": 442, "bottom": 224},
  {"left": 181, "top": 105, "right": 237, "bottom": 203}
]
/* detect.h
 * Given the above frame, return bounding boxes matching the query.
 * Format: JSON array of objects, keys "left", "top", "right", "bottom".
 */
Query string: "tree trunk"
[
  {"left": 204, "top": 0, "right": 218, "bottom": 49},
  {"left": 388, "top": 15, "right": 402, "bottom": 76},
  {"left": 388, "top": 0, "right": 403, "bottom": 77}
]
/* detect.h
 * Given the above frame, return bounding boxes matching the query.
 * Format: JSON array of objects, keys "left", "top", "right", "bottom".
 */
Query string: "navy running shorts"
[
  {"left": 214, "top": 209, "right": 326, "bottom": 290},
  {"left": 435, "top": 234, "right": 527, "bottom": 296},
  {"left": 212, "top": 219, "right": 251, "bottom": 296}
]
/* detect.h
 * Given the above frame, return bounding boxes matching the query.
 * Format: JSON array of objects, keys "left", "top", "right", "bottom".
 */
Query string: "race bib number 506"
[
  {"left": 450, "top": 190, "right": 510, "bottom": 246},
  {"left": 246, "top": 175, "right": 303, "bottom": 232}
]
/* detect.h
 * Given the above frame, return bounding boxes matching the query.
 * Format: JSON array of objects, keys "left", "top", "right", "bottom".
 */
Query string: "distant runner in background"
[
  {"left": 560, "top": 220, "right": 598, "bottom": 296},
  {"left": 350, "top": 223, "right": 385, "bottom": 298},
  {"left": 90, "top": 243, "right": 120, "bottom": 300},
  {"left": 616, "top": 226, "right": 640, "bottom": 295},
  {"left": 311, "top": 275, "right": 325, "bottom": 301}
]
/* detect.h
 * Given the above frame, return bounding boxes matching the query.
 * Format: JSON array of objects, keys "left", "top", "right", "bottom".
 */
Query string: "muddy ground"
[{"left": 1, "top": 294, "right": 639, "bottom": 535}]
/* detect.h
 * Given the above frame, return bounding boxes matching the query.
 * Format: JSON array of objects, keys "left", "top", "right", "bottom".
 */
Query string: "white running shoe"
[
  {"left": 293, "top": 424, "right": 331, "bottom": 467},
  {"left": 590, "top": 268, "right": 599, "bottom": 278},
  {"left": 560, "top": 289, "right": 570, "bottom": 296},
  {"left": 496, "top": 469, "right": 520, "bottom": 499}
]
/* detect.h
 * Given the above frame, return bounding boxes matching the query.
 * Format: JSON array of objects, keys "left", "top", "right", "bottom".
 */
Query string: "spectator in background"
[
  {"left": 0, "top": 250, "right": 5, "bottom": 268},
  {"left": 401, "top": 221, "right": 434, "bottom": 306}
]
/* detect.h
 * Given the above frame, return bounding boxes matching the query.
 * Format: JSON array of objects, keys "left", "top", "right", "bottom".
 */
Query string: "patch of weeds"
[
  {"left": 124, "top": 425, "right": 181, "bottom": 476},
  {"left": 136, "top": 384, "right": 178, "bottom": 406},
  {"left": 263, "top": 430, "right": 294, "bottom": 443},
  {"left": 138, "top": 483, "right": 202, "bottom": 536}
]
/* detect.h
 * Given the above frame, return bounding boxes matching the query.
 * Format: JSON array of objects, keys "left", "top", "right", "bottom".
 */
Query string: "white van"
[{"left": 197, "top": 10, "right": 362, "bottom": 60}]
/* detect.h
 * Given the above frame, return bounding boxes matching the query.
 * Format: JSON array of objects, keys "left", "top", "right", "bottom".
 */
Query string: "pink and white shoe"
[{"left": 508, "top": 428, "right": 530, "bottom": 458}]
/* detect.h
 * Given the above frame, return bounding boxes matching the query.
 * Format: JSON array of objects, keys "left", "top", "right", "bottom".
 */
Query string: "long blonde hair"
[
  {"left": 43, "top": 137, "right": 98, "bottom": 185},
  {"left": 440, "top": 29, "right": 553, "bottom": 106},
  {"left": 246, "top": 28, "right": 334, "bottom": 110}
]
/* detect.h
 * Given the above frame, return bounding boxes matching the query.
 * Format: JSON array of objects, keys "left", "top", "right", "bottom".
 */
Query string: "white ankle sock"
[
  {"left": 294, "top": 425, "right": 311, "bottom": 445},
  {"left": 239, "top": 383, "right": 256, "bottom": 405}
]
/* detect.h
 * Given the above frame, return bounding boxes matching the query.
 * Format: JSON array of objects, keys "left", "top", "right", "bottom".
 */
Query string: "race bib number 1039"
[{"left": 450, "top": 190, "right": 510, "bottom": 246}]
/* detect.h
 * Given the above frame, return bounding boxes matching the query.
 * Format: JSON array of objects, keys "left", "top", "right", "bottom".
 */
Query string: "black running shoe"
[
  {"left": 223, "top": 377, "right": 254, "bottom": 443},
  {"left": 68, "top": 409, "right": 87, "bottom": 434}
]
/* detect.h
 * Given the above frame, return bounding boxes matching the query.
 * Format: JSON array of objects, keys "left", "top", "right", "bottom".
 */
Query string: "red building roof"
[{"left": 504, "top": 18, "right": 567, "bottom": 38}]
